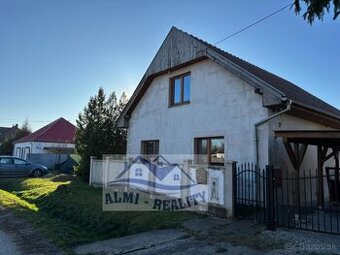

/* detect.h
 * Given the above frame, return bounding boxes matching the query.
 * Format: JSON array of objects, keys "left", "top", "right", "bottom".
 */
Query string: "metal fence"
[
  {"left": 234, "top": 163, "right": 268, "bottom": 223},
  {"left": 275, "top": 168, "right": 340, "bottom": 234},
  {"left": 234, "top": 163, "right": 340, "bottom": 235},
  {"left": 89, "top": 156, "right": 235, "bottom": 216}
]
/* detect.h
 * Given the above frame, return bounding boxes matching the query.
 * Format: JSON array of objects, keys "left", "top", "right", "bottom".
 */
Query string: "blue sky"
[{"left": 0, "top": 0, "right": 339, "bottom": 131}]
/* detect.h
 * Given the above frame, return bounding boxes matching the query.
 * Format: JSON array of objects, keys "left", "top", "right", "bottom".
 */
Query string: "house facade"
[
  {"left": 13, "top": 117, "right": 76, "bottom": 160},
  {"left": 118, "top": 27, "right": 340, "bottom": 173}
]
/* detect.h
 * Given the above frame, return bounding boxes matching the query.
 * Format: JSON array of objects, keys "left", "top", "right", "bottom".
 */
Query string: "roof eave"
[{"left": 289, "top": 101, "right": 340, "bottom": 129}]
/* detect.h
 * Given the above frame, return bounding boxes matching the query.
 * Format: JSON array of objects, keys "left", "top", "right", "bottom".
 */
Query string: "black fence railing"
[
  {"left": 274, "top": 169, "right": 340, "bottom": 234},
  {"left": 234, "top": 163, "right": 340, "bottom": 235},
  {"left": 234, "top": 163, "right": 268, "bottom": 223}
]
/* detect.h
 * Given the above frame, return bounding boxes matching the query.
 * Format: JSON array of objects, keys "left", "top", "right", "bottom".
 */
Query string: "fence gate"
[
  {"left": 274, "top": 168, "right": 340, "bottom": 235},
  {"left": 234, "top": 164, "right": 275, "bottom": 230},
  {"left": 234, "top": 164, "right": 270, "bottom": 225},
  {"left": 234, "top": 163, "right": 340, "bottom": 234}
]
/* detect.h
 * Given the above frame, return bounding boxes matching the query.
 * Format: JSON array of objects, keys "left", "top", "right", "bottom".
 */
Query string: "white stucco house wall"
[
  {"left": 118, "top": 27, "right": 340, "bottom": 174},
  {"left": 13, "top": 117, "right": 76, "bottom": 160}
]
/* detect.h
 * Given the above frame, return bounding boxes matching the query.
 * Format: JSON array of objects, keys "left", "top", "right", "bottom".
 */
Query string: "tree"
[
  {"left": 21, "top": 118, "right": 32, "bottom": 134},
  {"left": 75, "top": 87, "right": 128, "bottom": 181},
  {"left": 294, "top": 0, "right": 340, "bottom": 24},
  {"left": 0, "top": 119, "right": 32, "bottom": 155}
]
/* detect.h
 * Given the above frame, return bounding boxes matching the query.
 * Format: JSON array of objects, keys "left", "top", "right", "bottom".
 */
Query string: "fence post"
[
  {"left": 232, "top": 161, "right": 237, "bottom": 218},
  {"left": 89, "top": 156, "right": 97, "bottom": 186},
  {"left": 222, "top": 161, "right": 237, "bottom": 218},
  {"left": 266, "top": 165, "right": 276, "bottom": 231},
  {"left": 182, "top": 159, "right": 190, "bottom": 200}
]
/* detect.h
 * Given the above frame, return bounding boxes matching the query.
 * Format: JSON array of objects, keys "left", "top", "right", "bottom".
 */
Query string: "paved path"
[
  {"left": 0, "top": 229, "right": 21, "bottom": 255},
  {"left": 0, "top": 207, "right": 63, "bottom": 255},
  {"left": 75, "top": 217, "right": 340, "bottom": 255}
]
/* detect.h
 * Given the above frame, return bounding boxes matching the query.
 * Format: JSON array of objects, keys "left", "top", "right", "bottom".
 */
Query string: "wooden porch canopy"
[{"left": 275, "top": 130, "right": 340, "bottom": 210}]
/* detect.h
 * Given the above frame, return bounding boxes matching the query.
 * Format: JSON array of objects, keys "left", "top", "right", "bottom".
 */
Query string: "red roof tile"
[{"left": 14, "top": 118, "right": 76, "bottom": 144}]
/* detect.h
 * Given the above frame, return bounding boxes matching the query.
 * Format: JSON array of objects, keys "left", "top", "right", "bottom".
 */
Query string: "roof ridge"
[
  {"left": 14, "top": 117, "right": 75, "bottom": 144},
  {"left": 180, "top": 28, "right": 340, "bottom": 116},
  {"left": 31, "top": 118, "right": 60, "bottom": 140}
]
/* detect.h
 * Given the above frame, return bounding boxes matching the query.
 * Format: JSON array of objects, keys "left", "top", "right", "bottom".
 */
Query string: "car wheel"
[{"left": 31, "top": 169, "right": 42, "bottom": 178}]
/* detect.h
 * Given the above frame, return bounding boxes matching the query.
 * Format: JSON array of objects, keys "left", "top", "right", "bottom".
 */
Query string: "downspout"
[{"left": 255, "top": 100, "right": 292, "bottom": 168}]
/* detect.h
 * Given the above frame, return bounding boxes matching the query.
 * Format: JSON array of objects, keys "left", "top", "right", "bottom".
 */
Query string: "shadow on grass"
[{"left": 0, "top": 175, "right": 201, "bottom": 250}]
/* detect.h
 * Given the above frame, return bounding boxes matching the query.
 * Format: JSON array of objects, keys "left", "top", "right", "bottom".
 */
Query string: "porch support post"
[
  {"left": 283, "top": 138, "right": 308, "bottom": 219},
  {"left": 317, "top": 146, "right": 325, "bottom": 209}
]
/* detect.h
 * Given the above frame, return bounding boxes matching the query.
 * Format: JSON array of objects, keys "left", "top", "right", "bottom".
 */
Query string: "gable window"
[
  {"left": 141, "top": 140, "right": 159, "bottom": 159},
  {"left": 135, "top": 168, "right": 143, "bottom": 177},
  {"left": 169, "top": 72, "right": 191, "bottom": 106},
  {"left": 173, "top": 173, "right": 180, "bottom": 181},
  {"left": 195, "top": 137, "right": 225, "bottom": 165}
]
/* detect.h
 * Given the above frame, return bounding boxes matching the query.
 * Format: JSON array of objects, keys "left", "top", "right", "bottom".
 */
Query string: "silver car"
[{"left": 0, "top": 156, "right": 49, "bottom": 177}]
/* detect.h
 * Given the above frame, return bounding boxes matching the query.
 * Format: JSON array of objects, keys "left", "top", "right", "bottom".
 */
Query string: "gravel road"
[
  {"left": 0, "top": 229, "right": 21, "bottom": 255},
  {"left": 0, "top": 207, "right": 63, "bottom": 255}
]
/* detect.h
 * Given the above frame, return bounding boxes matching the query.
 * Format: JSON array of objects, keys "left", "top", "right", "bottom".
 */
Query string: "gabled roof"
[
  {"left": 0, "top": 126, "right": 20, "bottom": 143},
  {"left": 14, "top": 118, "right": 76, "bottom": 144},
  {"left": 118, "top": 27, "right": 340, "bottom": 128},
  {"left": 191, "top": 34, "right": 340, "bottom": 119}
]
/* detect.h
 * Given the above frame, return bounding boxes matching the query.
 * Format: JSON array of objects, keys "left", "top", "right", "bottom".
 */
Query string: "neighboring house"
[
  {"left": 118, "top": 27, "right": 340, "bottom": 173},
  {"left": 0, "top": 124, "right": 20, "bottom": 146},
  {"left": 13, "top": 117, "right": 76, "bottom": 160}
]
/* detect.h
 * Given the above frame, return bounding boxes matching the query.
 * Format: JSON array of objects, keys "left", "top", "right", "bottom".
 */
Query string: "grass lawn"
[{"left": 0, "top": 175, "right": 201, "bottom": 252}]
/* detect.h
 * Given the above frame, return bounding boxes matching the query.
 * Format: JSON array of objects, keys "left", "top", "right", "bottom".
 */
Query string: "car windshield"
[{"left": 13, "top": 158, "right": 27, "bottom": 165}]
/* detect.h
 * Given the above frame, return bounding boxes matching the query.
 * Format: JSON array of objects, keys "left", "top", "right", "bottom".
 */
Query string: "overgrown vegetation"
[
  {"left": 75, "top": 87, "right": 128, "bottom": 181},
  {"left": 0, "top": 176, "right": 199, "bottom": 251}
]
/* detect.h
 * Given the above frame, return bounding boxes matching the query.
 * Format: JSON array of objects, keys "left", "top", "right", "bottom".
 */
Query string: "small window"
[
  {"left": 169, "top": 73, "right": 191, "bottom": 106},
  {"left": 24, "top": 147, "right": 30, "bottom": 160},
  {"left": 173, "top": 173, "right": 180, "bottom": 181},
  {"left": 195, "top": 137, "right": 225, "bottom": 165},
  {"left": 13, "top": 158, "right": 26, "bottom": 165},
  {"left": 141, "top": 140, "right": 159, "bottom": 159},
  {"left": 16, "top": 147, "right": 21, "bottom": 158},
  {"left": 135, "top": 168, "right": 143, "bottom": 177}
]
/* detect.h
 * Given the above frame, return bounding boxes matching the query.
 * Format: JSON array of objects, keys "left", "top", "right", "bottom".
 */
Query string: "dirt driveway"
[
  {"left": 0, "top": 228, "right": 20, "bottom": 255},
  {"left": 0, "top": 207, "right": 63, "bottom": 255},
  {"left": 1, "top": 206, "right": 339, "bottom": 255},
  {"left": 75, "top": 217, "right": 340, "bottom": 255}
]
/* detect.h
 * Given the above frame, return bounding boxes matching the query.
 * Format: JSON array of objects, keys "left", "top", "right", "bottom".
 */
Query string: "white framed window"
[
  {"left": 135, "top": 168, "right": 143, "bottom": 177},
  {"left": 173, "top": 173, "right": 180, "bottom": 181},
  {"left": 16, "top": 147, "right": 21, "bottom": 158},
  {"left": 24, "top": 147, "right": 30, "bottom": 160}
]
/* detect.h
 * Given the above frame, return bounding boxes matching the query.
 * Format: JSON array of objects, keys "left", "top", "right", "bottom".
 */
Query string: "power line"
[
  {"left": 0, "top": 117, "right": 51, "bottom": 123},
  {"left": 214, "top": 2, "right": 294, "bottom": 45}
]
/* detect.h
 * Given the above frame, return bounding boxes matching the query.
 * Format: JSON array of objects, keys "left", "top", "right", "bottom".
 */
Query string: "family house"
[
  {"left": 13, "top": 117, "right": 76, "bottom": 160},
  {"left": 0, "top": 125, "right": 20, "bottom": 146},
  {"left": 118, "top": 27, "right": 340, "bottom": 177}
]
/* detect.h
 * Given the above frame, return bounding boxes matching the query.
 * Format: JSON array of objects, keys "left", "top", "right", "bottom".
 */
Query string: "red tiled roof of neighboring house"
[{"left": 14, "top": 118, "right": 76, "bottom": 144}]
